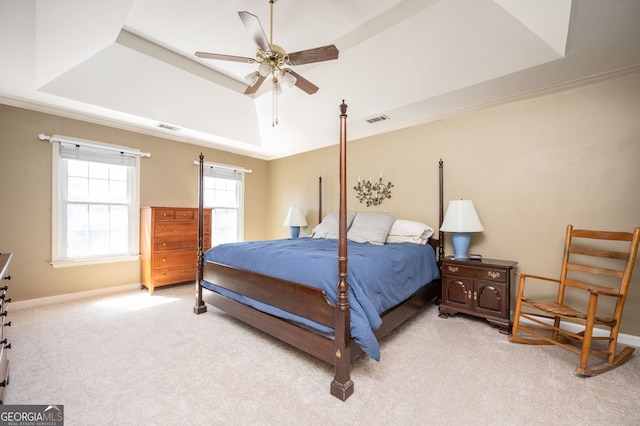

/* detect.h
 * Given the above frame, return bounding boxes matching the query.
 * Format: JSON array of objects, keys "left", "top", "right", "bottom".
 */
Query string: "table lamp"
[
  {"left": 283, "top": 206, "right": 308, "bottom": 238},
  {"left": 440, "top": 200, "right": 484, "bottom": 260}
]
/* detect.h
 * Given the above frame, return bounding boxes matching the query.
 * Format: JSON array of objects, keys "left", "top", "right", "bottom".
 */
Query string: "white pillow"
[
  {"left": 347, "top": 212, "right": 397, "bottom": 245},
  {"left": 385, "top": 235, "right": 428, "bottom": 245},
  {"left": 312, "top": 211, "right": 356, "bottom": 239},
  {"left": 387, "top": 219, "right": 435, "bottom": 241}
]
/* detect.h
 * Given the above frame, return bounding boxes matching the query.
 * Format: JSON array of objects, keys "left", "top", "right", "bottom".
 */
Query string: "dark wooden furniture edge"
[{"left": 193, "top": 102, "right": 445, "bottom": 401}]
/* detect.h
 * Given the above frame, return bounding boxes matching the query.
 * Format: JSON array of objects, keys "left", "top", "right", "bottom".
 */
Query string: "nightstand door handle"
[
  {"left": 488, "top": 271, "right": 501, "bottom": 279},
  {"left": 467, "top": 290, "right": 471, "bottom": 299},
  {"left": 473, "top": 291, "right": 478, "bottom": 300}
]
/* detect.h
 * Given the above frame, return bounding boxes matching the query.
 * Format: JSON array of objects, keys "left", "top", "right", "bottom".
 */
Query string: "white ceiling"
[{"left": 1, "top": 0, "right": 639, "bottom": 159}]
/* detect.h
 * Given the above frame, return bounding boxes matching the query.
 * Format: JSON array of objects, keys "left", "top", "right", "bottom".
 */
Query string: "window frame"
[
  {"left": 51, "top": 138, "right": 143, "bottom": 267},
  {"left": 202, "top": 162, "right": 248, "bottom": 245}
]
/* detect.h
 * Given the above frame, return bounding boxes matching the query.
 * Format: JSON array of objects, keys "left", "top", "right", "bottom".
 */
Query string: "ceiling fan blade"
[
  {"left": 195, "top": 51, "right": 254, "bottom": 63},
  {"left": 244, "top": 74, "right": 267, "bottom": 95},
  {"left": 288, "top": 45, "right": 339, "bottom": 66},
  {"left": 287, "top": 70, "right": 319, "bottom": 94},
  {"left": 238, "top": 11, "right": 271, "bottom": 52}
]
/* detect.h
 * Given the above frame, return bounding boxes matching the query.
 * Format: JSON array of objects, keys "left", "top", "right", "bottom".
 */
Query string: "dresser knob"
[
  {"left": 0, "top": 311, "right": 7, "bottom": 317},
  {"left": 3, "top": 321, "right": 10, "bottom": 327},
  {"left": 0, "top": 380, "right": 6, "bottom": 387},
  {"left": 2, "top": 276, "right": 9, "bottom": 281},
  {"left": 0, "top": 286, "right": 7, "bottom": 291}
]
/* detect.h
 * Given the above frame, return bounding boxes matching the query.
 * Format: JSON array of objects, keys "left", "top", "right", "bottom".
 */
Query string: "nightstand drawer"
[{"left": 442, "top": 264, "right": 508, "bottom": 283}]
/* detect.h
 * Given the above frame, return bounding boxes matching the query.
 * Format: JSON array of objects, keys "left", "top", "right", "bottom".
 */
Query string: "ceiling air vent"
[
  {"left": 157, "top": 123, "right": 181, "bottom": 131},
  {"left": 366, "top": 114, "right": 390, "bottom": 124}
]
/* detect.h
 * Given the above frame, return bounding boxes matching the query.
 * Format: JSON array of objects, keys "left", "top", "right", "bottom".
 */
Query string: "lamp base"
[
  {"left": 451, "top": 232, "right": 471, "bottom": 260},
  {"left": 289, "top": 226, "right": 301, "bottom": 238}
]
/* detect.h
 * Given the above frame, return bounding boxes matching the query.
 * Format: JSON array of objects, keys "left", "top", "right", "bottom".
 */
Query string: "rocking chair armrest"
[{"left": 517, "top": 273, "right": 561, "bottom": 284}]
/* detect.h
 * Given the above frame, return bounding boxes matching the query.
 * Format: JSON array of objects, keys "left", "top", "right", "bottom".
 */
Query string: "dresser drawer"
[
  {"left": 154, "top": 236, "right": 197, "bottom": 252},
  {"left": 0, "top": 339, "right": 9, "bottom": 400},
  {"left": 173, "top": 209, "right": 195, "bottom": 220},
  {"left": 154, "top": 208, "right": 176, "bottom": 220},
  {"left": 153, "top": 265, "right": 196, "bottom": 285},
  {"left": 443, "top": 264, "right": 508, "bottom": 283},
  {"left": 153, "top": 250, "right": 196, "bottom": 269},
  {"left": 154, "top": 221, "right": 198, "bottom": 237}
]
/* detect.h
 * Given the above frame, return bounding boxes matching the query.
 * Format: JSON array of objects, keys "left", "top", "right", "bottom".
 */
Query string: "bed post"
[
  {"left": 318, "top": 176, "right": 323, "bottom": 224},
  {"left": 331, "top": 100, "right": 354, "bottom": 401},
  {"left": 438, "top": 159, "right": 444, "bottom": 262},
  {"left": 194, "top": 153, "right": 207, "bottom": 314}
]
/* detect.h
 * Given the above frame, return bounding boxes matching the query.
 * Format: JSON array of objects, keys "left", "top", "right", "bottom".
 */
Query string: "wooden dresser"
[
  {"left": 141, "top": 207, "right": 211, "bottom": 295},
  {"left": 0, "top": 253, "right": 13, "bottom": 403}
]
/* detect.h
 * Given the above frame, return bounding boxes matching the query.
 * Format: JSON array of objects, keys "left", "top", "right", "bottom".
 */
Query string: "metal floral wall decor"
[{"left": 354, "top": 172, "right": 394, "bottom": 207}]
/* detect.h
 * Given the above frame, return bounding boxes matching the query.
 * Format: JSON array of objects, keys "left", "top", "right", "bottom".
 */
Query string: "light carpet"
[{"left": 6, "top": 284, "right": 640, "bottom": 425}]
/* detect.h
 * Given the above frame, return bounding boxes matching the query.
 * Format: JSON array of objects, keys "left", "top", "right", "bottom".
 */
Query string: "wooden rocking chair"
[{"left": 510, "top": 225, "right": 640, "bottom": 376}]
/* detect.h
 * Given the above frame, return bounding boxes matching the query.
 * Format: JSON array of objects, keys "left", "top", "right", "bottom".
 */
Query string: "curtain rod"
[
  {"left": 193, "top": 160, "right": 252, "bottom": 174},
  {"left": 38, "top": 134, "right": 151, "bottom": 158}
]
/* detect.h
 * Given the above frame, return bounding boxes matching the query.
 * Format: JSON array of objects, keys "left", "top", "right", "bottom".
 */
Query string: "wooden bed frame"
[{"left": 193, "top": 101, "right": 444, "bottom": 401}]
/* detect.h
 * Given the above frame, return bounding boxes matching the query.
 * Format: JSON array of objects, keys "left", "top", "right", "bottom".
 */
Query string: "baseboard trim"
[
  {"left": 11, "top": 283, "right": 142, "bottom": 310},
  {"left": 519, "top": 317, "right": 640, "bottom": 349}
]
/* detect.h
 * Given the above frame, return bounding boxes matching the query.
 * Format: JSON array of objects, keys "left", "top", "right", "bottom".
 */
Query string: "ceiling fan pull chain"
[{"left": 272, "top": 82, "right": 278, "bottom": 127}]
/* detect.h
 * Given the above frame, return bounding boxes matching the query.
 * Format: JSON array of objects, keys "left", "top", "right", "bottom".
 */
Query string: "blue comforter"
[{"left": 202, "top": 238, "right": 440, "bottom": 360}]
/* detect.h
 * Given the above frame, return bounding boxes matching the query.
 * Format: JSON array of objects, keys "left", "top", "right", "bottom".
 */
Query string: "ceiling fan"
[{"left": 195, "top": 0, "right": 339, "bottom": 98}]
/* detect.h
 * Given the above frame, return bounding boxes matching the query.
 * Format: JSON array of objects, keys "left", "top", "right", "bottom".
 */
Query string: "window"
[
  {"left": 202, "top": 163, "right": 246, "bottom": 245},
  {"left": 51, "top": 137, "right": 145, "bottom": 266}
]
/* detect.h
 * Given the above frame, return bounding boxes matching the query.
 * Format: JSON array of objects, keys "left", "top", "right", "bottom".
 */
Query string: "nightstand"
[{"left": 439, "top": 258, "right": 517, "bottom": 334}]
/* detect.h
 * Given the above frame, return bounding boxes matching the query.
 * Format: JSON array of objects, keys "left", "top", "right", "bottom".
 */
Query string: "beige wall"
[
  {"left": 269, "top": 70, "right": 640, "bottom": 336},
  {"left": 0, "top": 105, "right": 269, "bottom": 301},
  {"left": 1, "top": 70, "right": 639, "bottom": 336}
]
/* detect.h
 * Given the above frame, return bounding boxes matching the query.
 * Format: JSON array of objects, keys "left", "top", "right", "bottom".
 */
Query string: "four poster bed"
[{"left": 193, "top": 101, "right": 445, "bottom": 401}]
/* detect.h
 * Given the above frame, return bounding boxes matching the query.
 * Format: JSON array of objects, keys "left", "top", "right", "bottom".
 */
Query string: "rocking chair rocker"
[{"left": 510, "top": 225, "right": 640, "bottom": 376}]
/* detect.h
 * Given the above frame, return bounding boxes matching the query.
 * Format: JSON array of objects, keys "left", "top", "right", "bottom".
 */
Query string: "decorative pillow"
[
  {"left": 387, "top": 219, "right": 435, "bottom": 241},
  {"left": 347, "top": 212, "right": 397, "bottom": 245},
  {"left": 312, "top": 211, "right": 356, "bottom": 239}
]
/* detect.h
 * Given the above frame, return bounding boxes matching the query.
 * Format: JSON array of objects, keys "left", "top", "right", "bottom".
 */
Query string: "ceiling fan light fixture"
[
  {"left": 244, "top": 71, "right": 260, "bottom": 86},
  {"left": 258, "top": 62, "right": 271, "bottom": 77},
  {"left": 281, "top": 70, "right": 297, "bottom": 87}
]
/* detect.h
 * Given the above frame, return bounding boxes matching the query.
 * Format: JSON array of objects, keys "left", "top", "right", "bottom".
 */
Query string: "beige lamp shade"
[
  {"left": 283, "top": 206, "right": 308, "bottom": 227},
  {"left": 440, "top": 200, "right": 484, "bottom": 232}
]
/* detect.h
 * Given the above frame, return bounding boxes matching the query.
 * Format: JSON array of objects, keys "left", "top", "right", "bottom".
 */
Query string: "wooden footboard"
[
  {"left": 202, "top": 260, "right": 441, "bottom": 366},
  {"left": 203, "top": 286, "right": 337, "bottom": 364},
  {"left": 203, "top": 262, "right": 335, "bottom": 328}
]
